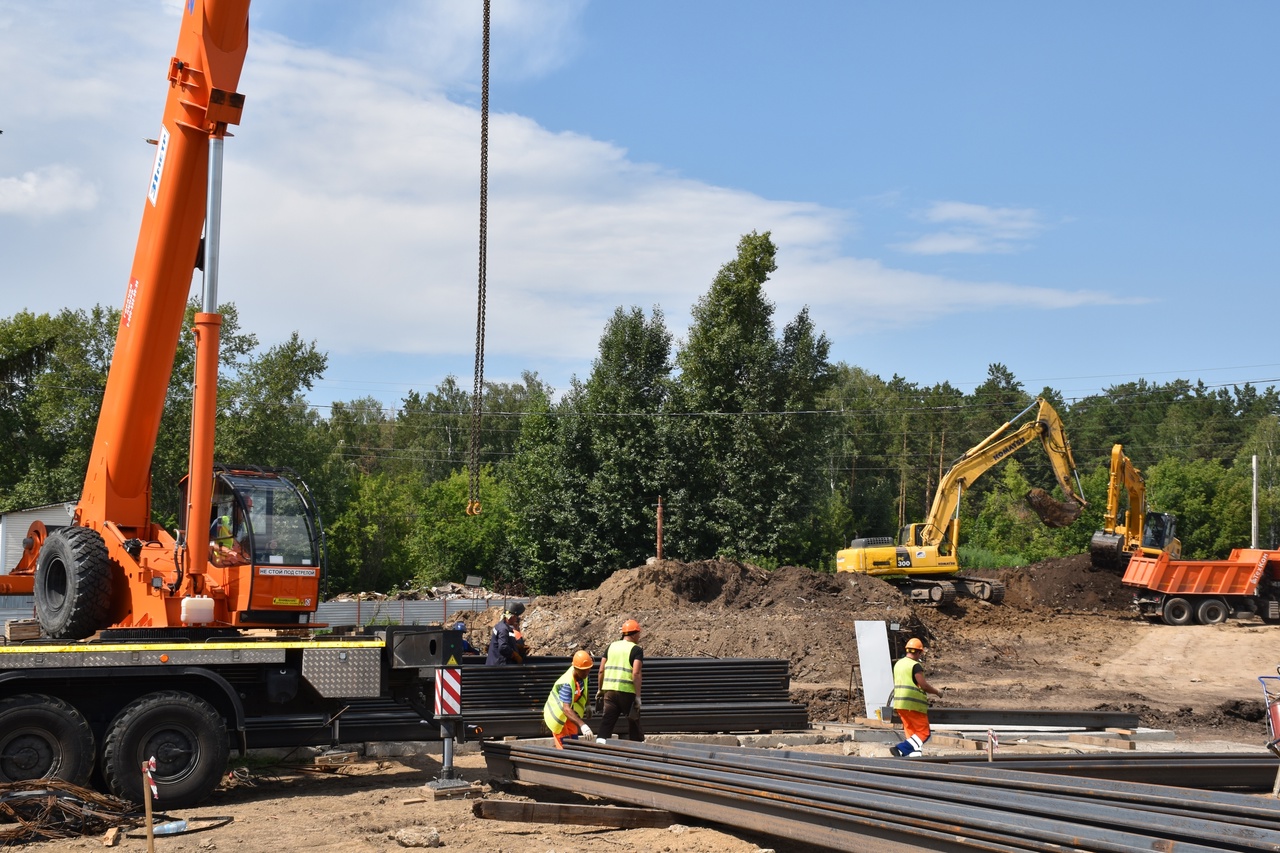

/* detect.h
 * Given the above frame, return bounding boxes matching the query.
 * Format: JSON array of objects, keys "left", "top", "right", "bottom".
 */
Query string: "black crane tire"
[
  {"left": 102, "top": 691, "right": 228, "bottom": 808},
  {"left": 1162, "top": 597, "right": 1194, "bottom": 626},
  {"left": 34, "top": 527, "right": 112, "bottom": 640},
  {"left": 0, "top": 694, "right": 95, "bottom": 785},
  {"left": 1196, "top": 598, "right": 1229, "bottom": 625}
]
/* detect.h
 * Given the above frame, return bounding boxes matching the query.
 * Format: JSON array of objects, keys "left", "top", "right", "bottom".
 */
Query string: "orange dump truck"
[{"left": 1122, "top": 548, "right": 1280, "bottom": 625}]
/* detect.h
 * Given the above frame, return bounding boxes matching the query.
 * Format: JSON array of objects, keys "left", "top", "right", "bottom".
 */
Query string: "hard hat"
[
  {"left": 620, "top": 619, "right": 641, "bottom": 635},
  {"left": 454, "top": 621, "right": 466, "bottom": 631},
  {"left": 506, "top": 602, "right": 525, "bottom": 617},
  {"left": 905, "top": 637, "right": 925, "bottom": 651},
  {"left": 572, "top": 650, "right": 593, "bottom": 670}
]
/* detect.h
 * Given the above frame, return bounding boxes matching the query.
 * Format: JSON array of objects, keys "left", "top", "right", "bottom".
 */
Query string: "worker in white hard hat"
[
  {"left": 543, "top": 650, "right": 596, "bottom": 749},
  {"left": 890, "top": 637, "right": 943, "bottom": 757}
]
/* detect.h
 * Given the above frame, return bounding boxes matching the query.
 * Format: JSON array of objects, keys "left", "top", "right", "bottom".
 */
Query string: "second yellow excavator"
[
  {"left": 836, "top": 397, "right": 1087, "bottom": 605},
  {"left": 1089, "top": 443, "right": 1181, "bottom": 571}
]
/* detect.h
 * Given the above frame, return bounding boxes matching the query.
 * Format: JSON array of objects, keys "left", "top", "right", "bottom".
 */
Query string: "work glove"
[
  {"left": 593, "top": 692, "right": 604, "bottom": 716},
  {"left": 628, "top": 699, "right": 641, "bottom": 721},
  {"left": 579, "top": 724, "right": 594, "bottom": 741}
]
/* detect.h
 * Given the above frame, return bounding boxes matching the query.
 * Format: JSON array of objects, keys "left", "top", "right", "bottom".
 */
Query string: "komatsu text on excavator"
[
  {"left": 1089, "top": 443, "right": 1181, "bottom": 571},
  {"left": 835, "top": 397, "right": 1087, "bottom": 606}
]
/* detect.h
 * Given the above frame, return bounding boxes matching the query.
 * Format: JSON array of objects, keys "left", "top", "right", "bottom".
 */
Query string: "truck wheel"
[
  {"left": 0, "top": 694, "right": 95, "bottom": 785},
  {"left": 1162, "top": 597, "right": 1194, "bottom": 626},
  {"left": 1196, "top": 598, "right": 1229, "bottom": 625},
  {"left": 102, "top": 691, "right": 228, "bottom": 808},
  {"left": 35, "top": 527, "right": 112, "bottom": 640}
]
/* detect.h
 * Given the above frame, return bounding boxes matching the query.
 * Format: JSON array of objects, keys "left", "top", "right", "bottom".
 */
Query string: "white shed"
[{"left": 0, "top": 502, "right": 75, "bottom": 574}]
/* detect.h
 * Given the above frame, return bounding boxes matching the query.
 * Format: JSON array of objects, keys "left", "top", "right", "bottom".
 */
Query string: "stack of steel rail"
[
  {"left": 461, "top": 657, "right": 808, "bottom": 737},
  {"left": 241, "top": 657, "right": 807, "bottom": 746},
  {"left": 927, "top": 751, "right": 1280, "bottom": 791},
  {"left": 484, "top": 738, "right": 1280, "bottom": 852}
]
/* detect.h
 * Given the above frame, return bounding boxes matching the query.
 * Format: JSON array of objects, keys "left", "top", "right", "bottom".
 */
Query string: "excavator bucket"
[{"left": 1025, "top": 488, "right": 1083, "bottom": 528}]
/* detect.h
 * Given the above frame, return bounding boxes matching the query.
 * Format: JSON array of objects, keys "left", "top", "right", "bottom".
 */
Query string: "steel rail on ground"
[{"left": 484, "top": 739, "right": 1280, "bottom": 852}]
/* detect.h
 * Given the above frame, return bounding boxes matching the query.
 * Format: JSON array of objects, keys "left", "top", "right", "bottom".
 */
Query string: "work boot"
[{"left": 888, "top": 745, "right": 902, "bottom": 757}]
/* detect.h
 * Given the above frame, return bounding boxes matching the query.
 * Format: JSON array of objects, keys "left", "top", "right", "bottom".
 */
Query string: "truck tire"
[
  {"left": 1162, "top": 597, "right": 1194, "bottom": 626},
  {"left": 34, "top": 527, "right": 112, "bottom": 640},
  {"left": 102, "top": 691, "right": 228, "bottom": 808},
  {"left": 0, "top": 694, "right": 94, "bottom": 785},
  {"left": 1196, "top": 598, "right": 1229, "bottom": 625}
]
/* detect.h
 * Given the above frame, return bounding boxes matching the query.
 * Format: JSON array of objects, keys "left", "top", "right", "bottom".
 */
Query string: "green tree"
[
  {"left": 410, "top": 467, "right": 512, "bottom": 588},
  {"left": 668, "top": 231, "right": 833, "bottom": 564}
]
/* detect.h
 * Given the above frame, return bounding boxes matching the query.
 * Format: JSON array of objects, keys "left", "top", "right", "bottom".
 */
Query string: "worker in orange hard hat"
[
  {"left": 594, "top": 618, "right": 645, "bottom": 743},
  {"left": 542, "top": 650, "right": 596, "bottom": 749},
  {"left": 889, "top": 637, "right": 944, "bottom": 757}
]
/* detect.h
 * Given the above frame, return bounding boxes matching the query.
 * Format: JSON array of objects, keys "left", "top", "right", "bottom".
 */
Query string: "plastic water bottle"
[{"left": 153, "top": 820, "right": 187, "bottom": 835}]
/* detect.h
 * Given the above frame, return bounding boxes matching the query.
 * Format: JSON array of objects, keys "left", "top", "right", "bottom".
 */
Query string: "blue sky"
[{"left": 2, "top": 1, "right": 1278, "bottom": 413}]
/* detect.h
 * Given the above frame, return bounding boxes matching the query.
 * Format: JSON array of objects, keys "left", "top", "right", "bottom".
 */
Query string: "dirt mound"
[
  {"left": 468, "top": 555, "right": 1262, "bottom": 734},
  {"left": 518, "top": 559, "right": 915, "bottom": 684},
  {"left": 989, "top": 553, "right": 1133, "bottom": 612}
]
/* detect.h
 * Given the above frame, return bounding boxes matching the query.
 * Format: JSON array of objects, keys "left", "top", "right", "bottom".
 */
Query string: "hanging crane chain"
[{"left": 466, "top": 0, "right": 491, "bottom": 517}]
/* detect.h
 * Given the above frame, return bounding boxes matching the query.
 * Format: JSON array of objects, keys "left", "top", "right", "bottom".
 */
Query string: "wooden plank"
[
  {"left": 428, "top": 782, "right": 486, "bottom": 800},
  {"left": 1105, "top": 727, "right": 1138, "bottom": 736},
  {"left": 853, "top": 717, "right": 897, "bottom": 729},
  {"left": 928, "top": 734, "right": 983, "bottom": 751},
  {"left": 473, "top": 800, "right": 679, "bottom": 828},
  {"left": 1068, "top": 733, "right": 1136, "bottom": 749},
  {"left": 5, "top": 620, "right": 40, "bottom": 641}
]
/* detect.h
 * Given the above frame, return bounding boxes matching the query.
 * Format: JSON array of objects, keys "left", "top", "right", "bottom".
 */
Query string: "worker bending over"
[
  {"left": 543, "top": 650, "right": 595, "bottom": 749},
  {"left": 890, "top": 637, "right": 943, "bottom": 757}
]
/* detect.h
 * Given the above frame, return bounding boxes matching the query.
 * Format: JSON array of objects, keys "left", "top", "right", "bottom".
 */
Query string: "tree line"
[{"left": 3, "top": 232, "right": 1279, "bottom": 595}]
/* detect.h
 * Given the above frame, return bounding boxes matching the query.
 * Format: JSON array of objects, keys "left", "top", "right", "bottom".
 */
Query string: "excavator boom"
[
  {"left": 836, "top": 397, "right": 1087, "bottom": 606},
  {"left": 1090, "top": 443, "right": 1180, "bottom": 571}
]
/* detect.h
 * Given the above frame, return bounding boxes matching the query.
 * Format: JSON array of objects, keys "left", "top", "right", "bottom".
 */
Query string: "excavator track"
[
  {"left": 959, "top": 578, "right": 1005, "bottom": 604},
  {"left": 898, "top": 580, "right": 957, "bottom": 607}
]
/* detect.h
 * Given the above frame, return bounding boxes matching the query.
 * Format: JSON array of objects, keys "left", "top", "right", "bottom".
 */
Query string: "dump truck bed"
[{"left": 1122, "top": 548, "right": 1278, "bottom": 596}]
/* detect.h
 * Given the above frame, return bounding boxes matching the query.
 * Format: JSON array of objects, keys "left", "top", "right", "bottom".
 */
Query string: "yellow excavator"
[
  {"left": 1089, "top": 443, "right": 1181, "bottom": 571},
  {"left": 836, "top": 397, "right": 1086, "bottom": 606}
]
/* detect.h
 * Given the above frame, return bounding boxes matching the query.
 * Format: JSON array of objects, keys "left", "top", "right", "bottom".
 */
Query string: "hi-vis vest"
[
  {"left": 542, "top": 667, "right": 588, "bottom": 735},
  {"left": 601, "top": 639, "right": 637, "bottom": 693},
  {"left": 212, "top": 516, "right": 234, "bottom": 548},
  {"left": 892, "top": 656, "right": 928, "bottom": 713}
]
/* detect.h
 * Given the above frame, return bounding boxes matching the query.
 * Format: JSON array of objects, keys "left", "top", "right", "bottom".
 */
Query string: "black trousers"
[{"left": 597, "top": 690, "right": 644, "bottom": 741}]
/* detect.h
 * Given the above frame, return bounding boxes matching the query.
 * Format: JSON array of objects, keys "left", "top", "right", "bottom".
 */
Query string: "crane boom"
[{"left": 10, "top": 1, "right": 326, "bottom": 640}]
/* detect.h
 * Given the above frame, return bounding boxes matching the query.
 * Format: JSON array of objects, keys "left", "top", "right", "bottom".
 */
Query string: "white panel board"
[{"left": 854, "top": 620, "right": 895, "bottom": 720}]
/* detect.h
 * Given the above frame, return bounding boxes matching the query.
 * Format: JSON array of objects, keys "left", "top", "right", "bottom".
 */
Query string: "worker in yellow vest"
[
  {"left": 595, "top": 619, "right": 645, "bottom": 743},
  {"left": 890, "top": 637, "right": 943, "bottom": 757},
  {"left": 542, "top": 650, "right": 595, "bottom": 749}
]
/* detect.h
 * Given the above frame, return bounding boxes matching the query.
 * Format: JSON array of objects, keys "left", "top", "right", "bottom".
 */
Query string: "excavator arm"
[
  {"left": 1090, "top": 443, "right": 1181, "bottom": 570},
  {"left": 911, "top": 397, "right": 1086, "bottom": 550},
  {"left": 837, "top": 397, "right": 1087, "bottom": 606}
]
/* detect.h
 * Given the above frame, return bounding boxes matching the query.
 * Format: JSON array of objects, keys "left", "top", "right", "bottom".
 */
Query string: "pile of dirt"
[{"left": 464, "top": 555, "right": 1270, "bottom": 740}]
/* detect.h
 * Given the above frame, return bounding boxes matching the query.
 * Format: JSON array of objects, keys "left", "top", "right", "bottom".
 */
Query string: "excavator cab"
[{"left": 1142, "top": 512, "right": 1177, "bottom": 551}]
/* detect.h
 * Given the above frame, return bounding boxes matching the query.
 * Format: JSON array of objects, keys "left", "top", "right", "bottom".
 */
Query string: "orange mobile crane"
[{"left": 6, "top": 0, "right": 321, "bottom": 640}]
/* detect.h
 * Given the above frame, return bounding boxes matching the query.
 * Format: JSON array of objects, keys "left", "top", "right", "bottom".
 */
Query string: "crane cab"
[{"left": 178, "top": 467, "right": 326, "bottom": 626}]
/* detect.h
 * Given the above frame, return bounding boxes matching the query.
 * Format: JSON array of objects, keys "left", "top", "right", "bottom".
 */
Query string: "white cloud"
[
  {"left": 0, "top": 166, "right": 98, "bottom": 217},
  {"left": 0, "top": 2, "right": 1133, "bottom": 397},
  {"left": 893, "top": 200, "right": 1045, "bottom": 255}
]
